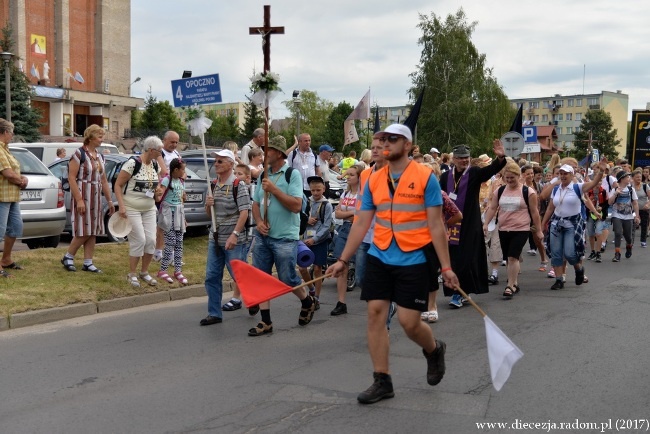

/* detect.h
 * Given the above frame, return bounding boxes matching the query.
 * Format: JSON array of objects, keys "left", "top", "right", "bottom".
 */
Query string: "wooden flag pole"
[
  {"left": 291, "top": 273, "right": 334, "bottom": 291},
  {"left": 453, "top": 286, "right": 487, "bottom": 318}
]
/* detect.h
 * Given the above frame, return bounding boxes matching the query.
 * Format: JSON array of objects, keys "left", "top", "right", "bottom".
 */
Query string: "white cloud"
[{"left": 132, "top": 0, "right": 650, "bottom": 120}]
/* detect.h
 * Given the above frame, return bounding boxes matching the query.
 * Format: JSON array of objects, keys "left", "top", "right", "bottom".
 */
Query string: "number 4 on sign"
[{"left": 175, "top": 86, "right": 183, "bottom": 101}]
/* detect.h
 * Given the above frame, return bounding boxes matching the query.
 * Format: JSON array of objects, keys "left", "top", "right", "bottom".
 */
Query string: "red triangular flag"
[{"left": 229, "top": 260, "right": 293, "bottom": 307}]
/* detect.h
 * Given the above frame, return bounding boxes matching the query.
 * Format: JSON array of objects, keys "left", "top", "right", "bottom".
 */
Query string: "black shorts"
[
  {"left": 498, "top": 230, "right": 529, "bottom": 259},
  {"left": 308, "top": 241, "right": 328, "bottom": 266},
  {"left": 360, "top": 254, "right": 431, "bottom": 312}
]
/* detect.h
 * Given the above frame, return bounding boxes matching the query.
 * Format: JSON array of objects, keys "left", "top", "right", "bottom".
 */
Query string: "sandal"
[
  {"left": 538, "top": 261, "right": 548, "bottom": 272},
  {"left": 82, "top": 264, "right": 102, "bottom": 273},
  {"left": 174, "top": 272, "right": 188, "bottom": 286},
  {"left": 298, "top": 296, "right": 316, "bottom": 326},
  {"left": 127, "top": 273, "right": 141, "bottom": 288},
  {"left": 139, "top": 272, "right": 157, "bottom": 286},
  {"left": 61, "top": 256, "right": 77, "bottom": 272},
  {"left": 421, "top": 311, "right": 428, "bottom": 321},
  {"left": 223, "top": 299, "right": 242, "bottom": 311},
  {"left": 157, "top": 271, "right": 174, "bottom": 283},
  {"left": 503, "top": 286, "right": 514, "bottom": 298},
  {"left": 3, "top": 262, "right": 23, "bottom": 270},
  {"left": 513, "top": 284, "right": 520, "bottom": 294},
  {"left": 427, "top": 310, "right": 439, "bottom": 323},
  {"left": 0, "top": 270, "right": 13, "bottom": 278},
  {"left": 248, "top": 321, "right": 273, "bottom": 336}
]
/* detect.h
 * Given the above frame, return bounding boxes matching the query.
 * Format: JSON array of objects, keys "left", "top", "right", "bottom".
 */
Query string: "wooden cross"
[{"left": 249, "top": 5, "right": 285, "bottom": 73}]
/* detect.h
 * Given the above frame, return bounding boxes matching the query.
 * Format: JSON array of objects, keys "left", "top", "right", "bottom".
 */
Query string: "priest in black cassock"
[{"left": 438, "top": 139, "right": 506, "bottom": 307}]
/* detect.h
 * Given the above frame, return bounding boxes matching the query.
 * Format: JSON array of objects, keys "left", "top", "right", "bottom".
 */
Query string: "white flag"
[
  {"left": 30, "top": 64, "right": 40, "bottom": 80},
  {"left": 484, "top": 316, "right": 523, "bottom": 391},
  {"left": 343, "top": 90, "right": 370, "bottom": 146},
  {"left": 74, "top": 71, "right": 85, "bottom": 84}
]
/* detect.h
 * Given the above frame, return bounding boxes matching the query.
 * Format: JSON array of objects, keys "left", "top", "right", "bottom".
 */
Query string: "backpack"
[
  {"left": 290, "top": 149, "right": 318, "bottom": 172},
  {"left": 496, "top": 185, "right": 532, "bottom": 224},
  {"left": 552, "top": 183, "right": 586, "bottom": 219},
  {"left": 304, "top": 199, "right": 334, "bottom": 240},
  {"left": 122, "top": 156, "right": 159, "bottom": 194}
]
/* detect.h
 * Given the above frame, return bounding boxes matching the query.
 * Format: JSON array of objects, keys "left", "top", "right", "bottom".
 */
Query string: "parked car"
[
  {"left": 48, "top": 154, "right": 211, "bottom": 241},
  {"left": 16, "top": 142, "right": 120, "bottom": 166},
  {"left": 8, "top": 146, "right": 66, "bottom": 249}
]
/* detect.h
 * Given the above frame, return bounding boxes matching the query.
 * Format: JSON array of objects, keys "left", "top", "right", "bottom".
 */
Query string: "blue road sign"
[
  {"left": 171, "top": 73, "right": 222, "bottom": 107},
  {"left": 522, "top": 126, "right": 537, "bottom": 143}
]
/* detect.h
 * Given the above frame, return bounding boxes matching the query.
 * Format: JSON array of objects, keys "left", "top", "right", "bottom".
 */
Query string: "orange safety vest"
[{"left": 368, "top": 162, "right": 432, "bottom": 251}]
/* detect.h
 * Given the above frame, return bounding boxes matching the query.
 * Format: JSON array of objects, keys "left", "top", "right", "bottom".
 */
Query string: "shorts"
[
  {"left": 0, "top": 201, "right": 23, "bottom": 239},
  {"left": 585, "top": 218, "right": 605, "bottom": 237},
  {"left": 360, "top": 254, "right": 430, "bottom": 312},
  {"left": 332, "top": 221, "right": 355, "bottom": 262},
  {"left": 308, "top": 240, "right": 328, "bottom": 266},
  {"left": 498, "top": 230, "right": 529, "bottom": 260}
]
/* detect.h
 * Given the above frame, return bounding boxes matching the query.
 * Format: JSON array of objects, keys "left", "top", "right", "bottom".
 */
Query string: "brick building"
[{"left": 0, "top": 0, "right": 142, "bottom": 141}]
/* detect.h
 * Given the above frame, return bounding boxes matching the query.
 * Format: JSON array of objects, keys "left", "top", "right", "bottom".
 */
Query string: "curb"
[{"left": 2, "top": 282, "right": 233, "bottom": 331}]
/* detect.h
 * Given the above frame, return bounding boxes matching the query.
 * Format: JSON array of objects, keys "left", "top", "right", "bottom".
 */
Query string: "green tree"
[
  {"left": 205, "top": 108, "right": 239, "bottom": 145},
  {"left": 140, "top": 87, "right": 184, "bottom": 133},
  {"left": 0, "top": 24, "right": 42, "bottom": 142},
  {"left": 240, "top": 98, "right": 264, "bottom": 141},
  {"left": 323, "top": 102, "right": 353, "bottom": 151},
  {"left": 409, "top": 8, "right": 513, "bottom": 155},
  {"left": 282, "top": 90, "right": 334, "bottom": 146},
  {"left": 572, "top": 109, "right": 620, "bottom": 161}
]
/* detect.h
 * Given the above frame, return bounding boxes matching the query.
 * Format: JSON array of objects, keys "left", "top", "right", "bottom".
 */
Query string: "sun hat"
[
  {"left": 478, "top": 154, "right": 493, "bottom": 165},
  {"left": 373, "top": 124, "right": 413, "bottom": 142},
  {"left": 616, "top": 171, "right": 631, "bottom": 182},
  {"left": 210, "top": 149, "right": 235, "bottom": 161},
  {"left": 266, "top": 136, "right": 288, "bottom": 155},
  {"left": 108, "top": 213, "right": 132, "bottom": 238}
]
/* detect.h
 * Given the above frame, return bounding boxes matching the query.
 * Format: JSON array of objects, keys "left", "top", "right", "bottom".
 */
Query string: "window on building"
[
  {"left": 565, "top": 141, "right": 573, "bottom": 148},
  {"left": 529, "top": 101, "right": 539, "bottom": 109},
  {"left": 576, "top": 99, "right": 583, "bottom": 107},
  {"left": 566, "top": 113, "right": 572, "bottom": 121},
  {"left": 566, "top": 127, "right": 573, "bottom": 134},
  {"left": 391, "top": 110, "right": 398, "bottom": 116},
  {"left": 575, "top": 126, "right": 581, "bottom": 133},
  {"left": 556, "top": 127, "right": 562, "bottom": 134},
  {"left": 531, "top": 115, "right": 539, "bottom": 122},
  {"left": 553, "top": 99, "right": 564, "bottom": 107},
  {"left": 568, "top": 99, "right": 574, "bottom": 107},
  {"left": 552, "top": 114, "right": 564, "bottom": 121},
  {"left": 542, "top": 114, "right": 548, "bottom": 122},
  {"left": 576, "top": 113, "right": 582, "bottom": 121},
  {"left": 587, "top": 97, "right": 599, "bottom": 106}
]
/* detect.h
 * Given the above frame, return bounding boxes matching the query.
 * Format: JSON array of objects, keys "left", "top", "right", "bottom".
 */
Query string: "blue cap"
[{"left": 319, "top": 144, "right": 334, "bottom": 152}]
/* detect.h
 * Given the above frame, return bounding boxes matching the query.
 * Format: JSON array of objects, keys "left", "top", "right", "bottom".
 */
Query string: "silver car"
[{"left": 8, "top": 146, "right": 66, "bottom": 249}]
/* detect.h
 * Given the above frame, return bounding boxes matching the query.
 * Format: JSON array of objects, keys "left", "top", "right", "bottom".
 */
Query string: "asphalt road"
[{"left": 1, "top": 241, "right": 649, "bottom": 433}]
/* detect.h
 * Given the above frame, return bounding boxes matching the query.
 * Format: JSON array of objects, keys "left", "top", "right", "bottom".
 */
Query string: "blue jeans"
[
  {"left": 549, "top": 222, "right": 579, "bottom": 267},
  {"left": 355, "top": 242, "right": 370, "bottom": 288},
  {"left": 205, "top": 238, "right": 246, "bottom": 317},
  {"left": 0, "top": 201, "right": 23, "bottom": 239},
  {"left": 252, "top": 231, "right": 301, "bottom": 288}
]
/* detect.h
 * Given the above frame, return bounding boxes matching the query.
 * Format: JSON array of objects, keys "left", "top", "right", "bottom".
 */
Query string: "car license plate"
[
  {"left": 20, "top": 190, "right": 42, "bottom": 201},
  {"left": 186, "top": 193, "right": 203, "bottom": 203}
]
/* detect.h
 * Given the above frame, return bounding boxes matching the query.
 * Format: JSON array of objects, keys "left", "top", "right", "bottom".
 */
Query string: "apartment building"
[{"left": 510, "top": 90, "right": 628, "bottom": 157}]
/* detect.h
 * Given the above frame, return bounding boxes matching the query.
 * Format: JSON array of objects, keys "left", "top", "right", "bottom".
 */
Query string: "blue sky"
[{"left": 132, "top": 0, "right": 650, "bottom": 120}]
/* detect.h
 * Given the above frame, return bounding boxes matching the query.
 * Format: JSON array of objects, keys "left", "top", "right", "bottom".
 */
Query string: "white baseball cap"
[
  {"left": 210, "top": 149, "right": 236, "bottom": 161},
  {"left": 374, "top": 124, "right": 413, "bottom": 142},
  {"left": 559, "top": 164, "right": 574, "bottom": 174},
  {"left": 429, "top": 147, "right": 440, "bottom": 154}
]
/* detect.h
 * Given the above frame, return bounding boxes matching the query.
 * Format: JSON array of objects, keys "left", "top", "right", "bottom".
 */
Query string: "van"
[{"left": 15, "top": 142, "right": 120, "bottom": 166}]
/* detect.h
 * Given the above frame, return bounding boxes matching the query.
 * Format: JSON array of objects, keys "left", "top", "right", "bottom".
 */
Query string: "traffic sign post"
[
  {"left": 501, "top": 131, "right": 525, "bottom": 158},
  {"left": 171, "top": 73, "right": 222, "bottom": 107}
]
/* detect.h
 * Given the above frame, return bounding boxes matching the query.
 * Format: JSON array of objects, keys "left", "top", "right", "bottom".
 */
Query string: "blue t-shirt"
[
  {"left": 160, "top": 176, "right": 184, "bottom": 205},
  {"left": 361, "top": 170, "right": 442, "bottom": 265}
]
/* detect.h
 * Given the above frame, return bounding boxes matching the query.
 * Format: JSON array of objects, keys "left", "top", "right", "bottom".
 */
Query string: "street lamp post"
[
  {"left": 1, "top": 52, "right": 13, "bottom": 122},
  {"left": 128, "top": 76, "right": 141, "bottom": 96},
  {"left": 293, "top": 90, "right": 301, "bottom": 136}
]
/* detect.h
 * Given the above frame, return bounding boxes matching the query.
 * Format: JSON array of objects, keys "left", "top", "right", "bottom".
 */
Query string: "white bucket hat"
[{"left": 108, "top": 213, "right": 132, "bottom": 238}]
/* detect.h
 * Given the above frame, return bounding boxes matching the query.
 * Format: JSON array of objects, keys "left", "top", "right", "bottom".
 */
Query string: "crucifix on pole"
[
  {"left": 249, "top": 5, "right": 284, "bottom": 149},
  {"left": 249, "top": 5, "right": 284, "bottom": 224}
]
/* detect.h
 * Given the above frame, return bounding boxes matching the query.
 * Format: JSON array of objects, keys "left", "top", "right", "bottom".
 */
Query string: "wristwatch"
[{"left": 232, "top": 230, "right": 240, "bottom": 236}]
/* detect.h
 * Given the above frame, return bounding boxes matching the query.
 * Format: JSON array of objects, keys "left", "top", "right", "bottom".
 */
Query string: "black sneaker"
[
  {"left": 314, "top": 298, "right": 320, "bottom": 311},
  {"left": 612, "top": 252, "right": 621, "bottom": 262},
  {"left": 550, "top": 280, "right": 564, "bottom": 290},
  {"left": 487, "top": 275, "right": 498, "bottom": 285},
  {"left": 625, "top": 245, "right": 632, "bottom": 258},
  {"left": 595, "top": 252, "right": 602, "bottom": 263},
  {"left": 575, "top": 267, "right": 585, "bottom": 285},
  {"left": 330, "top": 301, "right": 348, "bottom": 316},
  {"left": 423, "top": 340, "right": 446, "bottom": 385},
  {"left": 357, "top": 372, "right": 394, "bottom": 404},
  {"left": 587, "top": 251, "right": 597, "bottom": 260}
]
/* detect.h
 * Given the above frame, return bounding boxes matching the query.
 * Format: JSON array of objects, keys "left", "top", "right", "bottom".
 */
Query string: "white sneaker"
[{"left": 527, "top": 249, "right": 537, "bottom": 256}]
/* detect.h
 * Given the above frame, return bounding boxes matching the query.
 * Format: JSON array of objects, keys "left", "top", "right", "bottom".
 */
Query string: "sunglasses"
[
  {"left": 378, "top": 135, "right": 403, "bottom": 144},
  {"left": 215, "top": 159, "right": 231, "bottom": 164}
]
